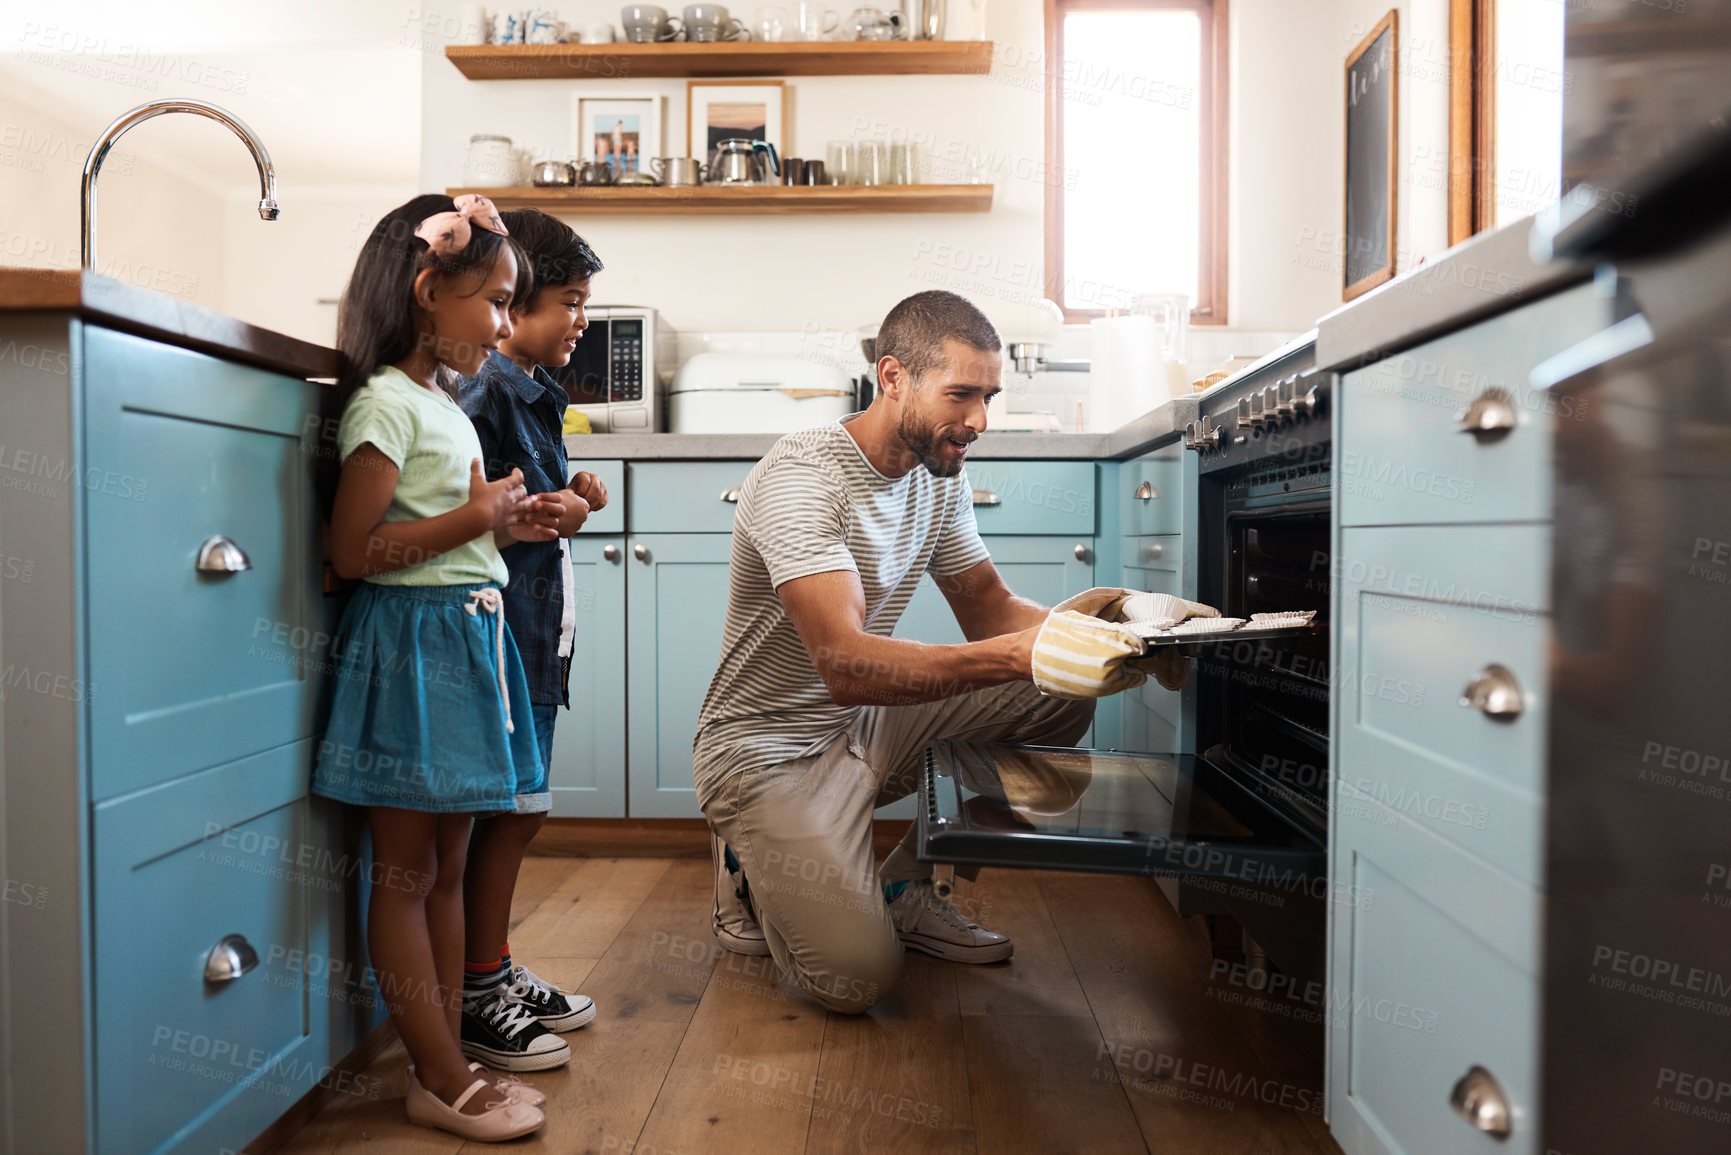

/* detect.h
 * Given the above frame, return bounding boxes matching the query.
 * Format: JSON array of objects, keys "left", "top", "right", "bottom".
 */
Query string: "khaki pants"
[{"left": 703, "top": 682, "right": 1093, "bottom": 1014}]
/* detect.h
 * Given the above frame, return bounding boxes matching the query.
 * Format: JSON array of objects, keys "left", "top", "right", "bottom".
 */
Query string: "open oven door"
[{"left": 916, "top": 741, "right": 1327, "bottom": 891}]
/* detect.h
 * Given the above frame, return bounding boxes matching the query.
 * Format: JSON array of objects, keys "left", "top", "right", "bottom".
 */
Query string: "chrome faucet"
[{"left": 81, "top": 98, "right": 278, "bottom": 271}]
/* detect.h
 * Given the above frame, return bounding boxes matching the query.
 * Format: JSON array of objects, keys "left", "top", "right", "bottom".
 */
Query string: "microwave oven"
[{"left": 542, "top": 306, "right": 677, "bottom": 432}]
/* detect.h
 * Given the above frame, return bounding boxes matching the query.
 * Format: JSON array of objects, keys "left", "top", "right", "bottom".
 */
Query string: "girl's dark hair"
[
  {"left": 319, "top": 194, "right": 528, "bottom": 516},
  {"left": 499, "top": 209, "right": 603, "bottom": 307},
  {"left": 333, "top": 193, "right": 530, "bottom": 406}
]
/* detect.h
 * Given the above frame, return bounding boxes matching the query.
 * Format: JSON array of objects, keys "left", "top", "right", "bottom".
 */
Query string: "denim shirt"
[{"left": 459, "top": 351, "right": 571, "bottom": 707}]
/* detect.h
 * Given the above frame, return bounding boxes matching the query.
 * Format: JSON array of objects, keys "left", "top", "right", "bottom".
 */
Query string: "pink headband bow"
[{"left": 414, "top": 194, "right": 508, "bottom": 256}]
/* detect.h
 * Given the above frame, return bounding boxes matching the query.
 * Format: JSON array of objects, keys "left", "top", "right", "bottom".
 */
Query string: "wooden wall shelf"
[
  {"left": 444, "top": 40, "right": 994, "bottom": 79},
  {"left": 447, "top": 183, "right": 994, "bottom": 214}
]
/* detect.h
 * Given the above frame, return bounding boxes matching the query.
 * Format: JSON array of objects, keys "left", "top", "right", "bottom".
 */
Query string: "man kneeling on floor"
[{"left": 693, "top": 289, "right": 1126, "bottom": 1014}]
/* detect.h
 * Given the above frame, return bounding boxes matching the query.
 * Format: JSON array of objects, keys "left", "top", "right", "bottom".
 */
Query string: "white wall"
[
  {"left": 222, "top": 185, "right": 419, "bottom": 347},
  {"left": 0, "top": 88, "right": 227, "bottom": 308},
  {"left": 419, "top": 0, "right": 1369, "bottom": 341}
]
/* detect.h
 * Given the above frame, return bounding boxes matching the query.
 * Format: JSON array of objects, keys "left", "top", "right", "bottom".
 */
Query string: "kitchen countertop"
[
  {"left": 0, "top": 267, "right": 339, "bottom": 380},
  {"left": 565, "top": 397, "right": 1202, "bottom": 462}
]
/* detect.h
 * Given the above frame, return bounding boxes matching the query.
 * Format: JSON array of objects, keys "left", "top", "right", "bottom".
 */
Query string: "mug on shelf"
[
  {"left": 684, "top": 3, "right": 751, "bottom": 40},
  {"left": 524, "top": 7, "right": 564, "bottom": 42},
  {"left": 490, "top": 9, "right": 524, "bottom": 43},
  {"left": 793, "top": 0, "right": 841, "bottom": 39},
  {"left": 585, "top": 20, "right": 618, "bottom": 40},
  {"left": 622, "top": 4, "right": 685, "bottom": 41}
]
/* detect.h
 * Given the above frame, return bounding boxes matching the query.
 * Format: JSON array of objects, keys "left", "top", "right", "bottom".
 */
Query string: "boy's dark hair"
[
  {"left": 334, "top": 193, "right": 529, "bottom": 404},
  {"left": 499, "top": 208, "right": 604, "bottom": 308},
  {"left": 874, "top": 290, "right": 1001, "bottom": 383}
]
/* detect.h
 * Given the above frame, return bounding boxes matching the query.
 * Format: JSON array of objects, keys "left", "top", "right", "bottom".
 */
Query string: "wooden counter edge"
[{"left": 0, "top": 267, "right": 340, "bottom": 381}]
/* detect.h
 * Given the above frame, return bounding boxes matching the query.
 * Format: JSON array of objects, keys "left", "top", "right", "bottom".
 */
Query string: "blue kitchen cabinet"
[
  {"left": 625, "top": 532, "right": 734, "bottom": 817},
  {"left": 1325, "top": 282, "right": 1613, "bottom": 1155},
  {"left": 1, "top": 311, "right": 380, "bottom": 1154},
  {"left": 545, "top": 534, "right": 628, "bottom": 816}
]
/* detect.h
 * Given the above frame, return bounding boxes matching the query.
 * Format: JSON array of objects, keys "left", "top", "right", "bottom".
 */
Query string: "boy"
[{"left": 457, "top": 209, "right": 607, "bottom": 1071}]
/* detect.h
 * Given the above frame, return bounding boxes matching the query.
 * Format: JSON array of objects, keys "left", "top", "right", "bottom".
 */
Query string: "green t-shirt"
[{"left": 338, "top": 366, "right": 508, "bottom": 587}]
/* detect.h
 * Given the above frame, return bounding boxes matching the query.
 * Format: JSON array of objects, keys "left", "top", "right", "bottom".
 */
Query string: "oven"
[
  {"left": 541, "top": 305, "right": 677, "bottom": 432},
  {"left": 916, "top": 342, "right": 1337, "bottom": 987},
  {"left": 1183, "top": 359, "right": 1334, "bottom": 982}
]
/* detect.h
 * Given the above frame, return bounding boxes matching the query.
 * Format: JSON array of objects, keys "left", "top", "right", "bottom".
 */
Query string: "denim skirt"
[{"left": 312, "top": 582, "right": 541, "bottom": 813}]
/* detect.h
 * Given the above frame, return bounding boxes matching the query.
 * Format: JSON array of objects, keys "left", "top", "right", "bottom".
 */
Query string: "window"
[
  {"left": 1044, "top": 0, "right": 1229, "bottom": 324},
  {"left": 1449, "top": 0, "right": 1565, "bottom": 243}
]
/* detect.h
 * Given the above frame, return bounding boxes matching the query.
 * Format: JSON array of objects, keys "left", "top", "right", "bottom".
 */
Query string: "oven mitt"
[
  {"left": 1031, "top": 610, "right": 1148, "bottom": 699},
  {"left": 1128, "top": 647, "right": 1194, "bottom": 692},
  {"left": 1053, "top": 586, "right": 1141, "bottom": 621}
]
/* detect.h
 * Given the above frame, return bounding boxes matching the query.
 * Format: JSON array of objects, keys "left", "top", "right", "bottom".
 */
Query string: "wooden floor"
[{"left": 271, "top": 858, "right": 1344, "bottom": 1155}]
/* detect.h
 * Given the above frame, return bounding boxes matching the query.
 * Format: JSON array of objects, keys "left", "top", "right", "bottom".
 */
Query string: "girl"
[{"left": 313, "top": 193, "right": 558, "bottom": 1141}]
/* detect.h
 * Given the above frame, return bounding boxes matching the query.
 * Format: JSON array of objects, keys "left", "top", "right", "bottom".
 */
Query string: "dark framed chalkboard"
[{"left": 1344, "top": 9, "right": 1398, "bottom": 301}]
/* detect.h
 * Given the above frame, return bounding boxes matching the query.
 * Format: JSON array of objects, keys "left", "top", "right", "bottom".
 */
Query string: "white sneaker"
[
  {"left": 712, "top": 832, "right": 770, "bottom": 957},
  {"left": 888, "top": 878, "right": 1013, "bottom": 964}
]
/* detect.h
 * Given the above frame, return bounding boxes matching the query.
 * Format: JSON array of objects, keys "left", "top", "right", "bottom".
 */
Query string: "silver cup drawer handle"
[
  {"left": 1449, "top": 1065, "right": 1512, "bottom": 1137},
  {"left": 1460, "top": 664, "right": 1523, "bottom": 720},
  {"left": 971, "top": 487, "right": 1001, "bottom": 506},
  {"left": 1135, "top": 481, "right": 1157, "bottom": 500},
  {"left": 1455, "top": 386, "right": 1517, "bottom": 442},
  {"left": 720, "top": 486, "right": 743, "bottom": 503},
  {"left": 196, "top": 535, "right": 251, "bottom": 574},
  {"left": 204, "top": 933, "right": 259, "bottom": 984}
]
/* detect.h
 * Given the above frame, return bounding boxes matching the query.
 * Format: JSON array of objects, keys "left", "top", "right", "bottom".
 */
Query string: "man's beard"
[{"left": 896, "top": 409, "right": 971, "bottom": 478}]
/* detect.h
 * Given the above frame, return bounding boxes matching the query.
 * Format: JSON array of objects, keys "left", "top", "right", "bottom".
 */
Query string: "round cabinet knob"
[
  {"left": 1135, "top": 481, "right": 1157, "bottom": 501},
  {"left": 1073, "top": 543, "right": 1091, "bottom": 562},
  {"left": 602, "top": 544, "right": 620, "bottom": 563},
  {"left": 196, "top": 535, "right": 251, "bottom": 574},
  {"left": 204, "top": 933, "right": 259, "bottom": 984},
  {"left": 1449, "top": 1065, "right": 1513, "bottom": 1138},
  {"left": 633, "top": 544, "right": 650, "bottom": 562},
  {"left": 1142, "top": 542, "right": 1164, "bottom": 562},
  {"left": 1460, "top": 663, "right": 1523, "bottom": 720},
  {"left": 1456, "top": 386, "right": 1518, "bottom": 442}
]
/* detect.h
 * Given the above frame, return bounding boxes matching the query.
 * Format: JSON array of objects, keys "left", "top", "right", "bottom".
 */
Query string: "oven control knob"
[
  {"left": 1236, "top": 397, "right": 1253, "bottom": 432},
  {"left": 1261, "top": 385, "right": 1283, "bottom": 427},
  {"left": 1183, "top": 421, "right": 1200, "bottom": 451},
  {"left": 1276, "top": 378, "right": 1297, "bottom": 420},
  {"left": 1293, "top": 387, "right": 1320, "bottom": 419}
]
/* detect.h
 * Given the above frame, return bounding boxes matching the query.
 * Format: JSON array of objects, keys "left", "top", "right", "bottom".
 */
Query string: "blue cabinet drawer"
[
  {"left": 628, "top": 461, "right": 757, "bottom": 533},
  {"left": 84, "top": 327, "right": 322, "bottom": 800},
  {"left": 1118, "top": 448, "right": 1188, "bottom": 536},
  {"left": 1330, "top": 796, "right": 1539, "bottom": 1155},
  {"left": 1337, "top": 525, "right": 1548, "bottom": 884},
  {"left": 93, "top": 741, "right": 318, "bottom": 1155},
  {"left": 1338, "top": 280, "right": 1613, "bottom": 527},
  {"left": 955, "top": 461, "right": 1095, "bottom": 536},
  {"left": 565, "top": 458, "right": 624, "bottom": 536}
]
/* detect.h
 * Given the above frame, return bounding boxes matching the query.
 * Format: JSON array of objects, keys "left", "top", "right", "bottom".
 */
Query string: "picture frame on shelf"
[
  {"left": 686, "top": 79, "right": 786, "bottom": 165},
  {"left": 573, "top": 94, "right": 662, "bottom": 176}
]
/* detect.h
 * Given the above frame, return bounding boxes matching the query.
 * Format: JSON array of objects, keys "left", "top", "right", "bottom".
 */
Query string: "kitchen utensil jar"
[{"left": 710, "top": 137, "right": 780, "bottom": 184}]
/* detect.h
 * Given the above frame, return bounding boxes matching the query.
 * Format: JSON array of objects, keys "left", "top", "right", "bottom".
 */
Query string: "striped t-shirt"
[{"left": 692, "top": 418, "right": 990, "bottom": 807}]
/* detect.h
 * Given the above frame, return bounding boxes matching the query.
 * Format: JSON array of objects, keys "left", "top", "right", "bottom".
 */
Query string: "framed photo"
[
  {"left": 686, "top": 80, "right": 786, "bottom": 163},
  {"left": 573, "top": 95, "right": 662, "bottom": 176},
  {"left": 1343, "top": 9, "right": 1398, "bottom": 301}
]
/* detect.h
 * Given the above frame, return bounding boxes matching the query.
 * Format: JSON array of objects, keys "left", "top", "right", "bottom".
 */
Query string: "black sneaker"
[
  {"left": 461, "top": 984, "right": 572, "bottom": 1072},
  {"left": 507, "top": 963, "right": 597, "bottom": 1032}
]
